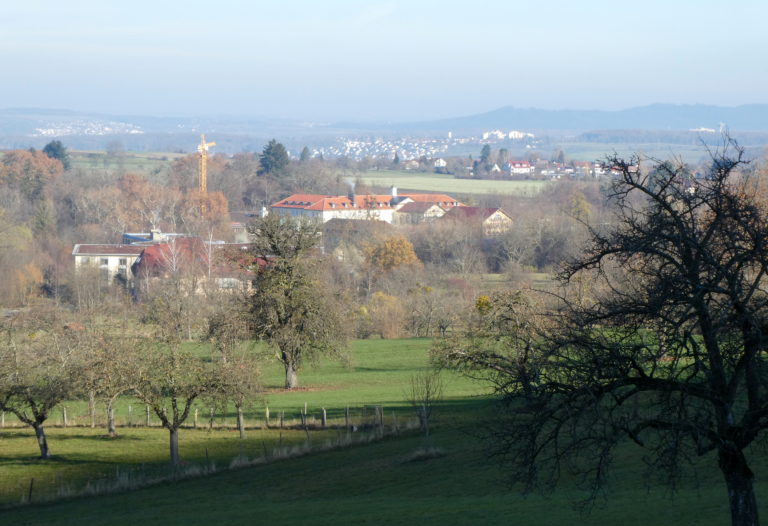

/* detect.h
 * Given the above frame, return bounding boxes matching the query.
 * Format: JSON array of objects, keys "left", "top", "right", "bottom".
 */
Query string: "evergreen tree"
[
  {"left": 299, "top": 146, "right": 311, "bottom": 163},
  {"left": 42, "top": 140, "right": 70, "bottom": 170},
  {"left": 480, "top": 144, "right": 492, "bottom": 165},
  {"left": 258, "top": 139, "right": 290, "bottom": 176}
]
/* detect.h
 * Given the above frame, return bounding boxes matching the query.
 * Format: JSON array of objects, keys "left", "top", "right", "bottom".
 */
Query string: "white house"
[{"left": 71, "top": 244, "right": 146, "bottom": 283}]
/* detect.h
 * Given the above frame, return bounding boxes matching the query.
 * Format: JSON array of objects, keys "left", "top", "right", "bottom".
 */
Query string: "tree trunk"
[
  {"left": 169, "top": 426, "right": 180, "bottom": 466},
  {"left": 33, "top": 423, "right": 50, "bottom": 460},
  {"left": 236, "top": 405, "right": 246, "bottom": 440},
  {"left": 719, "top": 447, "right": 759, "bottom": 526},
  {"left": 107, "top": 400, "right": 117, "bottom": 437},
  {"left": 284, "top": 362, "right": 298, "bottom": 389}
]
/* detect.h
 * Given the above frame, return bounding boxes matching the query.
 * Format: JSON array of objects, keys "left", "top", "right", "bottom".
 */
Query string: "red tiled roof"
[
  {"left": 272, "top": 193, "right": 463, "bottom": 212},
  {"left": 131, "top": 238, "right": 207, "bottom": 276}
]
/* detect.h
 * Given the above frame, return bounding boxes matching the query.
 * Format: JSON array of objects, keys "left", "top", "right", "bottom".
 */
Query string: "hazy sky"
[{"left": 2, "top": 1, "right": 765, "bottom": 121}]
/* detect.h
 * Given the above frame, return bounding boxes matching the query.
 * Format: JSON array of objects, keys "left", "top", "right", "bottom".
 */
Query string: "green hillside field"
[
  {"left": 1, "top": 338, "right": 765, "bottom": 525},
  {"left": 361, "top": 171, "right": 551, "bottom": 196}
]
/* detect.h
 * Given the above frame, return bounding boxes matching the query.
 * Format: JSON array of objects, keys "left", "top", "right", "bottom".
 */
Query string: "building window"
[
  {"left": 100, "top": 258, "right": 109, "bottom": 266},
  {"left": 119, "top": 258, "right": 127, "bottom": 267}
]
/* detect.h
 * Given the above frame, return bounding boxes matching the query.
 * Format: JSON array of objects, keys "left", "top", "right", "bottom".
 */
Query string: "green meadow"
[
  {"left": 361, "top": 170, "right": 551, "bottom": 196},
  {"left": 1, "top": 338, "right": 765, "bottom": 525}
]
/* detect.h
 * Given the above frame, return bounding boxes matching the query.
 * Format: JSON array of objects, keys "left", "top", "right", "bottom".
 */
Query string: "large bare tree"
[{"left": 436, "top": 145, "right": 768, "bottom": 526}]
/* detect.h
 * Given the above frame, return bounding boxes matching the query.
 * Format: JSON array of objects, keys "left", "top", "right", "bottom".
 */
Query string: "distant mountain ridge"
[
  {"left": 386, "top": 104, "right": 768, "bottom": 134},
  {"left": 0, "top": 104, "right": 767, "bottom": 152}
]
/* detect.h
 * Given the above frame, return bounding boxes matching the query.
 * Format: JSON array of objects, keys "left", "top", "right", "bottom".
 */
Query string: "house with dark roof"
[
  {"left": 441, "top": 206, "right": 513, "bottom": 237},
  {"left": 392, "top": 202, "right": 446, "bottom": 225},
  {"left": 71, "top": 244, "right": 146, "bottom": 283}
]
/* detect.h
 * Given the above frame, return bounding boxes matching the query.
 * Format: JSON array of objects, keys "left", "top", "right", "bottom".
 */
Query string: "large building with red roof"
[{"left": 271, "top": 187, "right": 463, "bottom": 224}]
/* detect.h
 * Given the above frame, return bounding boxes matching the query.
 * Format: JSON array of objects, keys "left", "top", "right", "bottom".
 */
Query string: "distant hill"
[
  {"left": 379, "top": 104, "right": 768, "bottom": 134},
  {"left": 0, "top": 104, "right": 767, "bottom": 152}
]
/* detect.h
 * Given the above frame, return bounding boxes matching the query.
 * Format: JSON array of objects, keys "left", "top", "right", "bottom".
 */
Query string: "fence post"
[
  {"left": 265, "top": 406, "right": 270, "bottom": 428},
  {"left": 194, "top": 408, "right": 199, "bottom": 429},
  {"left": 145, "top": 405, "right": 150, "bottom": 427},
  {"left": 393, "top": 410, "right": 398, "bottom": 434},
  {"left": 1, "top": 411, "right": 4, "bottom": 428},
  {"left": 345, "top": 405, "right": 350, "bottom": 433},
  {"left": 62, "top": 406, "right": 68, "bottom": 428},
  {"left": 128, "top": 405, "right": 133, "bottom": 427},
  {"left": 209, "top": 407, "right": 215, "bottom": 430},
  {"left": 321, "top": 408, "right": 327, "bottom": 428}
]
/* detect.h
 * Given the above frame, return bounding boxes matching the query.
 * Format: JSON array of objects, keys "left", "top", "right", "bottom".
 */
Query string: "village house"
[
  {"left": 130, "top": 237, "right": 260, "bottom": 292},
  {"left": 441, "top": 206, "right": 514, "bottom": 237},
  {"left": 71, "top": 244, "right": 146, "bottom": 283},
  {"left": 392, "top": 202, "right": 446, "bottom": 225},
  {"left": 507, "top": 161, "right": 534, "bottom": 177}
]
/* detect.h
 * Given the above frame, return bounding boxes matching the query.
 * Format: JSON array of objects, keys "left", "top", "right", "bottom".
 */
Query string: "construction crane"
[{"left": 197, "top": 134, "right": 216, "bottom": 194}]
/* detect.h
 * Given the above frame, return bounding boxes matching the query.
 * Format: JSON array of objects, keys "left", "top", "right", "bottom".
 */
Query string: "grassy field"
[
  {"left": 0, "top": 339, "right": 477, "bottom": 428},
  {"left": 1, "top": 338, "right": 767, "bottom": 524},
  {"left": 2, "top": 406, "right": 764, "bottom": 525},
  {"left": 67, "top": 151, "right": 182, "bottom": 179},
  {"left": 0, "top": 339, "right": 485, "bottom": 504},
  {"left": 361, "top": 170, "right": 551, "bottom": 197}
]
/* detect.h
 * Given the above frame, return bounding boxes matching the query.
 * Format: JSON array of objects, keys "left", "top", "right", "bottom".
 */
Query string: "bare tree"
[
  {"left": 207, "top": 301, "right": 261, "bottom": 439},
  {"left": 80, "top": 330, "right": 140, "bottom": 437},
  {"left": 406, "top": 370, "right": 443, "bottom": 440},
  {"left": 0, "top": 305, "right": 81, "bottom": 459},
  {"left": 134, "top": 282, "right": 215, "bottom": 465},
  {"left": 437, "top": 144, "right": 768, "bottom": 526}
]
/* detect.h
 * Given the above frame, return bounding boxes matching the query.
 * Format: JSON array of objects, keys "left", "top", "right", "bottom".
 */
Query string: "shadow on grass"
[
  {"left": 0, "top": 431, "right": 148, "bottom": 442},
  {"left": 0, "top": 456, "right": 131, "bottom": 467}
]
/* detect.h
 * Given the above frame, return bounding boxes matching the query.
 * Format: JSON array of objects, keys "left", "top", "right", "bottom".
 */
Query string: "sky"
[{"left": 1, "top": 0, "right": 766, "bottom": 121}]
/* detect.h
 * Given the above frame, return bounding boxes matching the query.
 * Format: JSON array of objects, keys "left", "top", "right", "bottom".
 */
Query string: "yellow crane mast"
[{"left": 197, "top": 134, "right": 216, "bottom": 194}]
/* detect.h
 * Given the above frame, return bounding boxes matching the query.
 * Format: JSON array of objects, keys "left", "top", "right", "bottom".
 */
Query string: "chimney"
[
  {"left": 150, "top": 228, "right": 161, "bottom": 241},
  {"left": 347, "top": 180, "right": 356, "bottom": 206},
  {"left": 391, "top": 186, "right": 397, "bottom": 197}
]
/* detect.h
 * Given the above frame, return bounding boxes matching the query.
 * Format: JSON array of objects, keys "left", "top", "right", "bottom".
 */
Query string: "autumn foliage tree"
[
  {"left": 0, "top": 149, "right": 63, "bottom": 203},
  {"left": 362, "top": 235, "right": 421, "bottom": 294}
]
